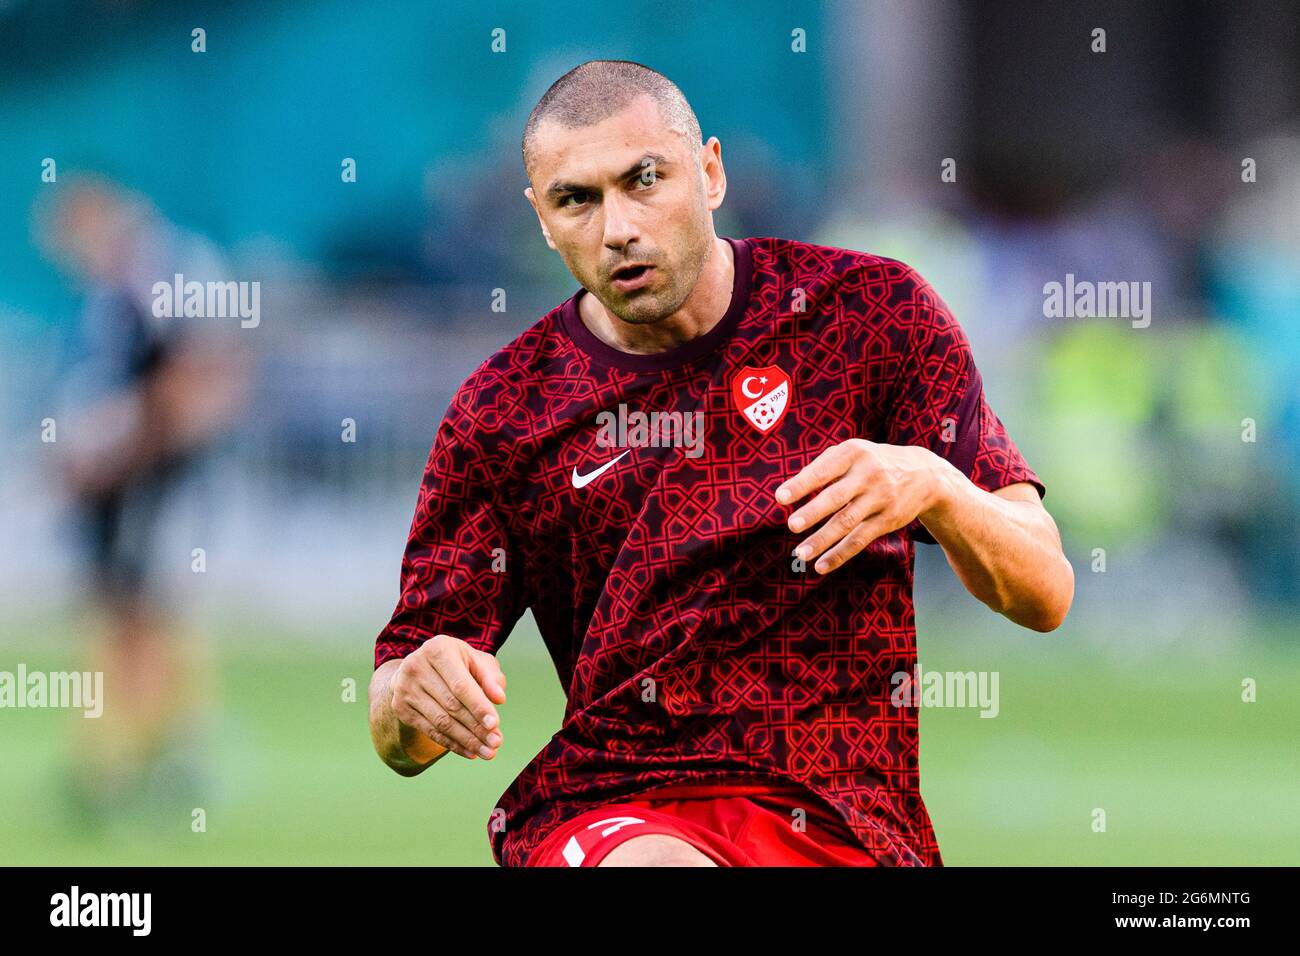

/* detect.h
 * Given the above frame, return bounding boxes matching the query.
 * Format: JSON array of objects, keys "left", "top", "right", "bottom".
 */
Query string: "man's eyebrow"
[{"left": 545, "top": 154, "right": 671, "bottom": 199}]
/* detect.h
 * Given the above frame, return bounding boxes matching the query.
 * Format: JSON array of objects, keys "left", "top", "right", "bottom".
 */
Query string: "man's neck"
[{"left": 578, "top": 235, "right": 734, "bottom": 356}]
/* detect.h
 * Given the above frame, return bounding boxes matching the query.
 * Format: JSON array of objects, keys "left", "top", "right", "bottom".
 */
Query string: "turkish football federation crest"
[{"left": 731, "top": 365, "right": 792, "bottom": 434}]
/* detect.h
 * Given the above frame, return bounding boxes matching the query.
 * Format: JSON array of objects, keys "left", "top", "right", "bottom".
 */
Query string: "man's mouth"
[{"left": 611, "top": 263, "right": 654, "bottom": 291}]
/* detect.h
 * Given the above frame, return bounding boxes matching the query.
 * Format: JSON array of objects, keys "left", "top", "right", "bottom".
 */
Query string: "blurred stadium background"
[{"left": 1, "top": 0, "right": 1297, "bottom": 865}]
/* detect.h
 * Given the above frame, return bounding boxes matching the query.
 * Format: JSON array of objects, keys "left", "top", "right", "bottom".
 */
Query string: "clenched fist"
[{"left": 386, "top": 635, "right": 508, "bottom": 761}]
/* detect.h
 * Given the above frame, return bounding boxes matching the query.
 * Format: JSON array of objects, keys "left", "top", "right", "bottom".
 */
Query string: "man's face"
[
  {"left": 46, "top": 189, "right": 121, "bottom": 282},
  {"left": 524, "top": 95, "right": 724, "bottom": 325}
]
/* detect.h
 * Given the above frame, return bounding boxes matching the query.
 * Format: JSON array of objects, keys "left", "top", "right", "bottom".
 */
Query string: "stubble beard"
[{"left": 605, "top": 226, "right": 714, "bottom": 328}]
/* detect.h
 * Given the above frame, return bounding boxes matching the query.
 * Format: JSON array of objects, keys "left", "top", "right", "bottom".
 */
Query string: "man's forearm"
[
  {"left": 918, "top": 457, "right": 1074, "bottom": 631},
  {"left": 368, "top": 659, "right": 448, "bottom": 775}
]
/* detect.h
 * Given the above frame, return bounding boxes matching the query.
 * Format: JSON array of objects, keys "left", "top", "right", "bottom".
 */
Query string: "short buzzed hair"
[{"left": 522, "top": 59, "right": 703, "bottom": 180}]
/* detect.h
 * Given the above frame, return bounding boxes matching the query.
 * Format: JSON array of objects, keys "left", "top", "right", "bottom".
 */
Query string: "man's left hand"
[{"left": 775, "top": 439, "right": 953, "bottom": 574}]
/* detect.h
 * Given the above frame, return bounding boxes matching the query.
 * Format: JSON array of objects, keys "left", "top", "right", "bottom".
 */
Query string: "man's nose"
[{"left": 601, "top": 190, "right": 640, "bottom": 253}]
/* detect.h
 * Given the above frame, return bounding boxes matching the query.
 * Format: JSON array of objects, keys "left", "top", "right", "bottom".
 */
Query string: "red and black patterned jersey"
[{"left": 375, "top": 235, "right": 1045, "bottom": 866}]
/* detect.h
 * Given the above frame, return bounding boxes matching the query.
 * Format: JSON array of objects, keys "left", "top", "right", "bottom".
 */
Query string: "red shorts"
[{"left": 526, "top": 780, "right": 879, "bottom": 867}]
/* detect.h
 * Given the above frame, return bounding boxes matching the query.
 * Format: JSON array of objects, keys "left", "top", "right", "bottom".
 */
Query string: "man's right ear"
[{"left": 524, "top": 186, "right": 558, "bottom": 251}]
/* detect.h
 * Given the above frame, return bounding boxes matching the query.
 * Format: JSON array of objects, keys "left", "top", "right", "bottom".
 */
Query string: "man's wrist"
[{"left": 917, "top": 447, "right": 963, "bottom": 527}]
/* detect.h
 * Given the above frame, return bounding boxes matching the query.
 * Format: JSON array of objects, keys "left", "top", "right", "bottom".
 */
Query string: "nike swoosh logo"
[{"left": 571, "top": 449, "right": 632, "bottom": 489}]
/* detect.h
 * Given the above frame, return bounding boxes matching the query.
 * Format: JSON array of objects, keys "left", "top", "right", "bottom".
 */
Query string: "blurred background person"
[{"left": 33, "top": 175, "right": 248, "bottom": 830}]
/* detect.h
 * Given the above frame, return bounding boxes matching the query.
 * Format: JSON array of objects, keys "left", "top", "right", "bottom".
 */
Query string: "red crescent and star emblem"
[{"left": 730, "top": 365, "right": 792, "bottom": 435}]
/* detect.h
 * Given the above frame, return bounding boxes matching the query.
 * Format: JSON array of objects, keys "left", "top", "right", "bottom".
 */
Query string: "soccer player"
[
  {"left": 369, "top": 60, "right": 1073, "bottom": 867},
  {"left": 39, "top": 177, "right": 246, "bottom": 826}
]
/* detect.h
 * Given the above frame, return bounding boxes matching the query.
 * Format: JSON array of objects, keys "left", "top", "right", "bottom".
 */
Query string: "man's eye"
[
  {"left": 561, "top": 192, "right": 590, "bottom": 208},
  {"left": 636, "top": 169, "right": 657, "bottom": 188}
]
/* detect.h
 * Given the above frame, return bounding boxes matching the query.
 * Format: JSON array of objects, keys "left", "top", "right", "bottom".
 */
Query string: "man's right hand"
[{"left": 382, "top": 635, "right": 507, "bottom": 763}]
